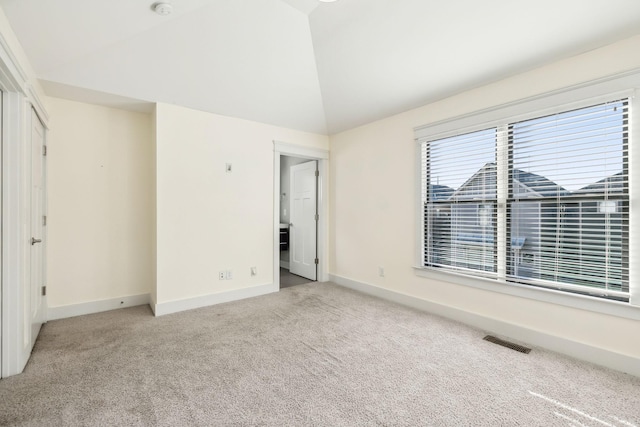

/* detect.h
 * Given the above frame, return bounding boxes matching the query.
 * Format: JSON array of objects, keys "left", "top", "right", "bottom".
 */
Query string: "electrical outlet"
[
  {"left": 379, "top": 267, "right": 385, "bottom": 277},
  {"left": 251, "top": 267, "right": 257, "bottom": 276},
  {"left": 225, "top": 270, "right": 233, "bottom": 280},
  {"left": 219, "top": 271, "right": 225, "bottom": 280}
]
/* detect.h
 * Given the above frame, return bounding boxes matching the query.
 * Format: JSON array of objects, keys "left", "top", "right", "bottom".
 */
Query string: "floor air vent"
[{"left": 483, "top": 335, "right": 531, "bottom": 354}]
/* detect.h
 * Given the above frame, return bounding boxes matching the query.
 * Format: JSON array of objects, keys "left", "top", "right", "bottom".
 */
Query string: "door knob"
[{"left": 31, "top": 237, "right": 42, "bottom": 245}]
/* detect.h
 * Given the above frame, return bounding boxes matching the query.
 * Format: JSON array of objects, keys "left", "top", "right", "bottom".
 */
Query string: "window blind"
[
  {"left": 507, "top": 100, "right": 629, "bottom": 300},
  {"left": 421, "top": 98, "right": 630, "bottom": 301},
  {"left": 423, "top": 128, "right": 498, "bottom": 276}
]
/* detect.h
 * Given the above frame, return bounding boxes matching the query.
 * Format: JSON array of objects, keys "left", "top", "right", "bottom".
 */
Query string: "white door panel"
[
  {"left": 29, "top": 109, "right": 45, "bottom": 347},
  {"left": 290, "top": 161, "right": 317, "bottom": 280}
]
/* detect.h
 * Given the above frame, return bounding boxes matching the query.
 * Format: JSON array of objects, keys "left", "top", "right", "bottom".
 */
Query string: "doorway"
[
  {"left": 273, "top": 142, "right": 328, "bottom": 291},
  {"left": 279, "top": 157, "right": 316, "bottom": 288}
]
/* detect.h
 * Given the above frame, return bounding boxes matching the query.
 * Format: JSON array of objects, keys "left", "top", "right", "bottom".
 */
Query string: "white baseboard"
[
  {"left": 48, "top": 293, "right": 151, "bottom": 321},
  {"left": 153, "top": 283, "right": 276, "bottom": 317},
  {"left": 329, "top": 274, "right": 640, "bottom": 378},
  {"left": 280, "top": 260, "right": 290, "bottom": 269}
]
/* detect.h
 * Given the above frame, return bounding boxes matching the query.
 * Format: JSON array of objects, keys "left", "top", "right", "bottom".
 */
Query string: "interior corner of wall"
[{"left": 149, "top": 302, "right": 158, "bottom": 316}]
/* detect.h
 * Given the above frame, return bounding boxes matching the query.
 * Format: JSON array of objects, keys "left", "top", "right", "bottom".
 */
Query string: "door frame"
[
  {"left": 0, "top": 35, "right": 50, "bottom": 377},
  {"left": 2, "top": 98, "right": 49, "bottom": 378},
  {"left": 273, "top": 141, "right": 329, "bottom": 290}
]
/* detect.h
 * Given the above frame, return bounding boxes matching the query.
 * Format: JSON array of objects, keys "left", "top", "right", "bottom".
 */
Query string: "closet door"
[{"left": 29, "top": 108, "right": 46, "bottom": 347}]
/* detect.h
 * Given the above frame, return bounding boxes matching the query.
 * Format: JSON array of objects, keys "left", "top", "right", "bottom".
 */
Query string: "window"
[
  {"left": 424, "top": 128, "right": 497, "bottom": 275},
  {"left": 421, "top": 99, "right": 629, "bottom": 302}
]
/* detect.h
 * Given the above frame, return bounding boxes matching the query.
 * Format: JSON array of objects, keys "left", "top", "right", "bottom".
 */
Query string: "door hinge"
[
  {"left": 315, "top": 214, "right": 319, "bottom": 221},
  {"left": 43, "top": 215, "right": 47, "bottom": 226},
  {"left": 43, "top": 145, "right": 47, "bottom": 156},
  {"left": 42, "top": 286, "right": 46, "bottom": 296},
  {"left": 314, "top": 258, "right": 319, "bottom": 265},
  {"left": 315, "top": 170, "right": 319, "bottom": 177}
]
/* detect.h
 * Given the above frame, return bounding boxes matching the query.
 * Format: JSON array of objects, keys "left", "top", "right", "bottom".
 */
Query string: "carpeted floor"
[
  {"left": 280, "top": 267, "right": 314, "bottom": 288},
  {"left": 1, "top": 282, "right": 639, "bottom": 426}
]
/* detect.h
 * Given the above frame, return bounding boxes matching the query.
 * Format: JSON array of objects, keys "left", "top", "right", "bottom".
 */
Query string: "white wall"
[
  {"left": 46, "top": 97, "right": 154, "bottom": 310},
  {"left": 155, "top": 103, "right": 328, "bottom": 311},
  {"left": 329, "top": 35, "right": 640, "bottom": 366}
]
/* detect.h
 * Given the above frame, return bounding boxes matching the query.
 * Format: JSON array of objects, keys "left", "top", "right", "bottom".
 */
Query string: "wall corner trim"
[
  {"left": 0, "top": 30, "right": 28, "bottom": 90},
  {"left": 328, "top": 274, "right": 640, "bottom": 378},
  {"left": 47, "top": 293, "right": 151, "bottom": 321},
  {"left": 153, "top": 283, "right": 276, "bottom": 317}
]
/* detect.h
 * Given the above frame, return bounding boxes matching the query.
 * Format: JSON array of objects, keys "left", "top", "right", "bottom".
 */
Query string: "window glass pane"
[
  {"left": 511, "top": 102, "right": 626, "bottom": 195},
  {"left": 425, "top": 128, "right": 497, "bottom": 274},
  {"left": 428, "top": 128, "right": 497, "bottom": 199},
  {"left": 508, "top": 100, "right": 628, "bottom": 298},
  {"left": 510, "top": 201, "right": 626, "bottom": 292}
]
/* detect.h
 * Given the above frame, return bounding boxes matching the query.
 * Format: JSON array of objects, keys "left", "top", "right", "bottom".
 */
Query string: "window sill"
[{"left": 413, "top": 267, "right": 640, "bottom": 321}]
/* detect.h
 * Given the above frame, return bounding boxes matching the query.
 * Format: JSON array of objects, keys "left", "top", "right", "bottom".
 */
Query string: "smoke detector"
[{"left": 153, "top": 2, "right": 173, "bottom": 16}]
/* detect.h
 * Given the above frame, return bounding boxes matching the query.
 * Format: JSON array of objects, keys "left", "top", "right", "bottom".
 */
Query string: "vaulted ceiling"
[{"left": 2, "top": 0, "right": 640, "bottom": 134}]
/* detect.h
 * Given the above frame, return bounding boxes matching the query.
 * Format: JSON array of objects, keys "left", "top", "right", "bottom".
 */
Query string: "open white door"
[
  {"left": 29, "top": 109, "right": 46, "bottom": 346},
  {"left": 289, "top": 160, "right": 317, "bottom": 281}
]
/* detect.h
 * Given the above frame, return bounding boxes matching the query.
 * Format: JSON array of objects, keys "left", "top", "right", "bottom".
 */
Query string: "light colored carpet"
[{"left": 1, "top": 282, "right": 638, "bottom": 426}]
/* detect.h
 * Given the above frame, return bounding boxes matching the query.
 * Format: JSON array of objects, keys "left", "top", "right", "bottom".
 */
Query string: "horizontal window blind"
[
  {"left": 421, "top": 98, "right": 630, "bottom": 302},
  {"left": 423, "top": 128, "right": 498, "bottom": 275},
  {"left": 508, "top": 100, "right": 629, "bottom": 300}
]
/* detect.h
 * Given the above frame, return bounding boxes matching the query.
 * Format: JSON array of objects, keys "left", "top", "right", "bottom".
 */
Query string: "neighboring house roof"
[
  {"left": 512, "top": 169, "right": 570, "bottom": 197},
  {"left": 447, "top": 162, "right": 497, "bottom": 201},
  {"left": 430, "top": 184, "right": 455, "bottom": 201},
  {"left": 430, "top": 163, "right": 624, "bottom": 202},
  {"left": 442, "top": 162, "right": 568, "bottom": 201},
  {"left": 575, "top": 172, "right": 625, "bottom": 194}
]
